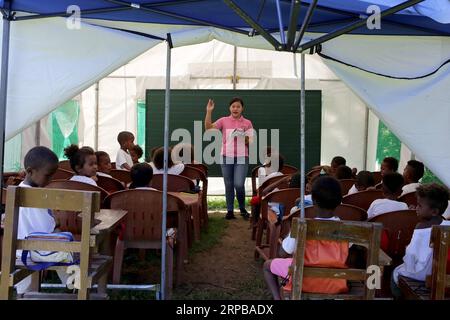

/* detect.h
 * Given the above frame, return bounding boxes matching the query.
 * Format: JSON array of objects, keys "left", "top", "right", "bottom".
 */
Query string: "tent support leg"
[
  {"left": 160, "top": 34, "right": 173, "bottom": 301},
  {"left": 300, "top": 53, "right": 306, "bottom": 219},
  {"left": 0, "top": 6, "right": 11, "bottom": 197}
]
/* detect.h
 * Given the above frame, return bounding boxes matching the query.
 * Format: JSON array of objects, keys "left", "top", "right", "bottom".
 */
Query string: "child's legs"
[
  {"left": 263, "top": 260, "right": 281, "bottom": 300},
  {"left": 221, "top": 158, "right": 236, "bottom": 212},
  {"left": 233, "top": 157, "right": 248, "bottom": 211}
]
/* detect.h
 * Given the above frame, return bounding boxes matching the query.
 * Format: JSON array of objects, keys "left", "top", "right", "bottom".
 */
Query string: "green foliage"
[
  {"left": 376, "top": 121, "right": 401, "bottom": 165},
  {"left": 207, "top": 196, "right": 251, "bottom": 210},
  {"left": 422, "top": 168, "right": 445, "bottom": 185}
]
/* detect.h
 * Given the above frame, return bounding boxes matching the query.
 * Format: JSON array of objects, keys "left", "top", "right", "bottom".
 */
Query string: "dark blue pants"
[{"left": 221, "top": 156, "right": 249, "bottom": 212}]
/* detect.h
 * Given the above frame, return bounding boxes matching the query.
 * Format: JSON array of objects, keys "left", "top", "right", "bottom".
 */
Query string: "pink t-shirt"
[{"left": 215, "top": 115, "right": 253, "bottom": 157}]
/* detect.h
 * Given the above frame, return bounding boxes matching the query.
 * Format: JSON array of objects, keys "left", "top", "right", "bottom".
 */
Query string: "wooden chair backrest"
[
  {"left": 368, "top": 209, "right": 419, "bottom": 263},
  {"left": 58, "top": 160, "right": 73, "bottom": 172},
  {"left": 2, "top": 172, "right": 22, "bottom": 187},
  {"left": 258, "top": 174, "right": 289, "bottom": 195},
  {"left": 150, "top": 174, "right": 196, "bottom": 192},
  {"left": 251, "top": 165, "right": 263, "bottom": 196},
  {"left": 339, "top": 179, "right": 356, "bottom": 196},
  {"left": 260, "top": 188, "right": 300, "bottom": 222},
  {"left": 342, "top": 189, "right": 384, "bottom": 211},
  {"left": 430, "top": 225, "right": 450, "bottom": 299},
  {"left": 52, "top": 168, "right": 74, "bottom": 180},
  {"left": 398, "top": 191, "right": 418, "bottom": 209},
  {"left": 0, "top": 186, "right": 99, "bottom": 300},
  {"left": 110, "top": 169, "right": 132, "bottom": 185},
  {"left": 105, "top": 189, "right": 183, "bottom": 242},
  {"left": 96, "top": 175, "right": 125, "bottom": 193},
  {"left": 46, "top": 180, "right": 109, "bottom": 204},
  {"left": 185, "top": 163, "right": 208, "bottom": 176},
  {"left": 290, "top": 218, "right": 382, "bottom": 300},
  {"left": 372, "top": 171, "right": 382, "bottom": 185}
]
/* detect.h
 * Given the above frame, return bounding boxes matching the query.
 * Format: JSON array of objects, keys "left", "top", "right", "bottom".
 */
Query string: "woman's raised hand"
[{"left": 206, "top": 99, "right": 215, "bottom": 112}]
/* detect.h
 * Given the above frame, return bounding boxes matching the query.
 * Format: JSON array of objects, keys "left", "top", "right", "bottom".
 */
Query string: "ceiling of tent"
[{"left": 1, "top": 0, "right": 450, "bottom": 38}]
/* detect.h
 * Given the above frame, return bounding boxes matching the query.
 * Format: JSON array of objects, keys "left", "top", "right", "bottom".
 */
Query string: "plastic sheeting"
[{"left": 1, "top": 17, "right": 158, "bottom": 140}]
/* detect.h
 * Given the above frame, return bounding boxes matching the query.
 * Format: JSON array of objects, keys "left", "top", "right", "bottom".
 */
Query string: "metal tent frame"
[{"left": 0, "top": 0, "right": 425, "bottom": 300}]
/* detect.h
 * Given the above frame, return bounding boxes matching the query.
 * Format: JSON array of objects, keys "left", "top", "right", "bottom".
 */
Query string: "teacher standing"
[{"left": 205, "top": 97, "right": 253, "bottom": 220}]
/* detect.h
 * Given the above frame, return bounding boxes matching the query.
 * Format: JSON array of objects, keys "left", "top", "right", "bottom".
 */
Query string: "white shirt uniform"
[
  {"left": 347, "top": 184, "right": 358, "bottom": 195},
  {"left": 70, "top": 175, "right": 97, "bottom": 186},
  {"left": 116, "top": 149, "right": 133, "bottom": 170},
  {"left": 401, "top": 182, "right": 421, "bottom": 197},
  {"left": 97, "top": 172, "right": 113, "bottom": 178},
  {"left": 150, "top": 162, "right": 185, "bottom": 175},
  {"left": 367, "top": 199, "right": 408, "bottom": 220},
  {"left": 257, "top": 168, "right": 283, "bottom": 188},
  {"left": 393, "top": 220, "right": 450, "bottom": 283}
]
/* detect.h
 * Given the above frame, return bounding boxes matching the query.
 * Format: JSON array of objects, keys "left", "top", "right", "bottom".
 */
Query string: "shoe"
[
  {"left": 240, "top": 209, "right": 250, "bottom": 220},
  {"left": 225, "top": 211, "right": 236, "bottom": 220}
]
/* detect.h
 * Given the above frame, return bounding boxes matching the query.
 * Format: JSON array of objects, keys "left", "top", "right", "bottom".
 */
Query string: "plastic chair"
[
  {"left": 180, "top": 166, "right": 208, "bottom": 230},
  {"left": 110, "top": 169, "right": 132, "bottom": 186},
  {"left": 96, "top": 175, "right": 125, "bottom": 193},
  {"left": 151, "top": 174, "right": 196, "bottom": 192},
  {"left": 58, "top": 160, "right": 73, "bottom": 172},
  {"left": 52, "top": 168, "right": 74, "bottom": 180},
  {"left": 185, "top": 163, "right": 208, "bottom": 177},
  {"left": 340, "top": 179, "right": 356, "bottom": 195},
  {"left": 342, "top": 189, "right": 384, "bottom": 211},
  {"left": 372, "top": 171, "right": 382, "bottom": 185},
  {"left": 398, "top": 191, "right": 418, "bottom": 209},
  {"left": 105, "top": 189, "right": 185, "bottom": 293},
  {"left": 46, "top": 180, "right": 109, "bottom": 207}
]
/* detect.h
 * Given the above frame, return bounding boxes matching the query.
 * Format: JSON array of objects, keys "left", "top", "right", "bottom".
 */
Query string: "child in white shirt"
[
  {"left": 64, "top": 145, "right": 98, "bottom": 186},
  {"left": 367, "top": 172, "right": 407, "bottom": 220},
  {"left": 95, "top": 151, "right": 113, "bottom": 178},
  {"left": 257, "top": 153, "right": 285, "bottom": 188},
  {"left": 400, "top": 160, "right": 424, "bottom": 196},
  {"left": 115, "top": 131, "right": 134, "bottom": 171},
  {"left": 13, "top": 147, "right": 60, "bottom": 294},
  {"left": 347, "top": 171, "right": 375, "bottom": 195},
  {"left": 150, "top": 147, "right": 185, "bottom": 175},
  {"left": 391, "top": 183, "right": 450, "bottom": 298},
  {"left": 129, "top": 163, "right": 156, "bottom": 190}
]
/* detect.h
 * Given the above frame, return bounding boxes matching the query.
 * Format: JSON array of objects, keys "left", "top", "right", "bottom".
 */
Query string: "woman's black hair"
[
  {"left": 229, "top": 97, "right": 244, "bottom": 108},
  {"left": 64, "top": 144, "right": 95, "bottom": 174}
]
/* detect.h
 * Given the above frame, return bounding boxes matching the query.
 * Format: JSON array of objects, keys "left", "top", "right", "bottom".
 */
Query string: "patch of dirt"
[{"left": 173, "top": 212, "right": 271, "bottom": 300}]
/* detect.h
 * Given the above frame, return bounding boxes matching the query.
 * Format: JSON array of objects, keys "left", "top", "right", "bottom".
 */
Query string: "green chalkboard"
[{"left": 145, "top": 90, "right": 321, "bottom": 177}]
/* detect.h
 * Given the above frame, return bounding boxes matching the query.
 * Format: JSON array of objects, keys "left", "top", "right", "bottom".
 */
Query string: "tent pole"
[
  {"left": 363, "top": 107, "right": 369, "bottom": 171},
  {"left": 160, "top": 34, "right": 172, "bottom": 301},
  {"left": 274, "top": 0, "right": 286, "bottom": 45},
  {"left": 95, "top": 82, "right": 100, "bottom": 151},
  {"left": 300, "top": 53, "right": 305, "bottom": 219},
  {"left": 0, "top": 5, "right": 11, "bottom": 197}
]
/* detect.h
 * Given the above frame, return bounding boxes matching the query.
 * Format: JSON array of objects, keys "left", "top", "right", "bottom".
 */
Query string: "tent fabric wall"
[
  {"left": 1, "top": 17, "right": 159, "bottom": 140},
  {"left": 322, "top": 44, "right": 450, "bottom": 186}
]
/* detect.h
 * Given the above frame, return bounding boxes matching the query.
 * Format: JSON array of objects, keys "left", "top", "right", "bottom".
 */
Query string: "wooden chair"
[
  {"left": 368, "top": 210, "right": 419, "bottom": 265},
  {"left": 342, "top": 190, "right": 384, "bottom": 211},
  {"left": 96, "top": 175, "right": 125, "bottom": 194},
  {"left": 2, "top": 172, "right": 23, "bottom": 187},
  {"left": 180, "top": 166, "right": 208, "bottom": 230},
  {"left": 340, "top": 179, "right": 356, "bottom": 196},
  {"left": 58, "top": 160, "right": 73, "bottom": 172},
  {"left": 398, "top": 191, "right": 418, "bottom": 209},
  {"left": 254, "top": 188, "right": 300, "bottom": 260},
  {"left": 398, "top": 225, "right": 450, "bottom": 300},
  {"left": 150, "top": 174, "right": 196, "bottom": 193},
  {"left": 185, "top": 163, "right": 208, "bottom": 177},
  {"left": 372, "top": 171, "right": 382, "bottom": 185},
  {"left": 46, "top": 180, "right": 109, "bottom": 208},
  {"left": 289, "top": 218, "right": 382, "bottom": 300},
  {"left": 105, "top": 189, "right": 185, "bottom": 293},
  {"left": 52, "top": 168, "right": 74, "bottom": 180},
  {"left": 110, "top": 169, "right": 132, "bottom": 186},
  {"left": 251, "top": 165, "right": 298, "bottom": 196},
  {"left": 0, "top": 186, "right": 111, "bottom": 300}
]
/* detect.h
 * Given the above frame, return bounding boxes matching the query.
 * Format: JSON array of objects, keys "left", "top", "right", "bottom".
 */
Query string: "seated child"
[
  {"left": 401, "top": 160, "right": 424, "bottom": 196},
  {"left": 95, "top": 151, "right": 113, "bottom": 178},
  {"left": 150, "top": 147, "right": 185, "bottom": 175},
  {"left": 14, "top": 146, "right": 66, "bottom": 294},
  {"left": 64, "top": 145, "right": 98, "bottom": 186},
  {"left": 258, "top": 153, "right": 285, "bottom": 188},
  {"left": 129, "top": 163, "right": 155, "bottom": 190},
  {"left": 330, "top": 156, "right": 346, "bottom": 176},
  {"left": 171, "top": 143, "right": 198, "bottom": 164},
  {"left": 335, "top": 165, "right": 353, "bottom": 180},
  {"left": 263, "top": 176, "right": 348, "bottom": 300},
  {"left": 391, "top": 183, "right": 450, "bottom": 298},
  {"left": 367, "top": 172, "right": 407, "bottom": 220},
  {"left": 376, "top": 156, "right": 399, "bottom": 189},
  {"left": 116, "top": 131, "right": 134, "bottom": 170},
  {"left": 347, "top": 171, "right": 375, "bottom": 195},
  {"left": 130, "top": 144, "right": 143, "bottom": 165}
]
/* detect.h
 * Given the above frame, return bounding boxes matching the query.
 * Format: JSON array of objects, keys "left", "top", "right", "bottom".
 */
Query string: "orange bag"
[{"left": 286, "top": 239, "right": 349, "bottom": 294}]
